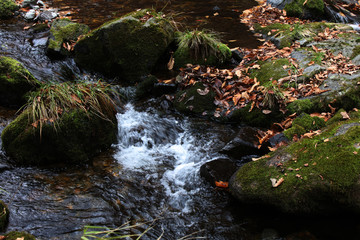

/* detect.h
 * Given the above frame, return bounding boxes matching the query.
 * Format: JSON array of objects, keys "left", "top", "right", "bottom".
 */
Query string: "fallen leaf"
[
  {"left": 167, "top": 55, "right": 174, "bottom": 70},
  {"left": 197, "top": 88, "right": 210, "bottom": 95},
  {"left": 340, "top": 111, "right": 350, "bottom": 120},
  {"left": 262, "top": 109, "right": 272, "bottom": 114},
  {"left": 215, "top": 181, "right": 228, "bottom": 188},
  {"left": 324, "top": 138, "right": 330, "bottom": 142},
  {"left": 270, "top": 177, "right": 284, "bottom": 187}
]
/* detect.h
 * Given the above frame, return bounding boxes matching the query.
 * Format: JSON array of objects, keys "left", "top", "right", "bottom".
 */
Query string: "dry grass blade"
[{"left": 22, "top": 81, "right": 117, "bottom": 138}]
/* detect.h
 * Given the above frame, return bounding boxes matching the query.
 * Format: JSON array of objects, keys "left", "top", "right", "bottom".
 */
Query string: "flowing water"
[{"left": 1, "top": 0, "right": 360, "bottom": 239}]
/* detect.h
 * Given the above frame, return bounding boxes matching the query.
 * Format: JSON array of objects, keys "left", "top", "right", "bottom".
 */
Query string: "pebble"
[{"left": 24, "top": 9, "right": 37, "bottom": 20}]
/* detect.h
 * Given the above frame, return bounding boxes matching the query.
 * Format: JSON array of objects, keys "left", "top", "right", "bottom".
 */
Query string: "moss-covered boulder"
[
  {"left": 254, "top": 22, "right": 352, "bottom": 49},
  {"left": 0, "top": 56, "right": 40, "bottom": 108},
  {"left": 46, "top": 18, "right": 90, "bottom": 58},
  {"left": 1, "top": 82, "right": 118, "bottom": 165},
  {"left": 173, "top": 82, "right": 216, "bottom": 115},
  {"left": 284, "top": 113, "right": 325, "bottom": 139},
  {"left": 230, "top": 114, "right": 360, "bottom": 214},
  {"left": 74, "top": 9, "right": 175, "bottom": 83},
  {"left": 0, "top": 0, "right": 18, "bottom": 19},
  {"left": 173, "top": 30, "right": 232, "bottom": 68},
  {"left": 284, "top": 0, "right": 324, "bottom": 19},
  {"left": 249, "top": 58, "right": 290, "bottom": 85},
  {"left": 0, "top": 200, "right": 9, "bottom": 231},
  {"left": 5, "top": 231, "right": 36, "bottom": 240}
]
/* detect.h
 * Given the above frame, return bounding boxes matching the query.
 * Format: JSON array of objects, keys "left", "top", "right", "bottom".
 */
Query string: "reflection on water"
[{"left": 47, "top": 0, "right": 261, "bottom": 48}]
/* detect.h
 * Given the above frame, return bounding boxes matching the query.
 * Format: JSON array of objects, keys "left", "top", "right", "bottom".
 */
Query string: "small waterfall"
[
  {"left": 113, "top": 103, "right": 223, "bottom": 213},
  {"left": 324, "top": 2, "right": 360, "bottom": 24}
]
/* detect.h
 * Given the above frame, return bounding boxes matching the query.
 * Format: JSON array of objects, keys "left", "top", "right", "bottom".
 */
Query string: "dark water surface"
[{"left": 47, "top": 0, "right": 261, "bottom": 49}]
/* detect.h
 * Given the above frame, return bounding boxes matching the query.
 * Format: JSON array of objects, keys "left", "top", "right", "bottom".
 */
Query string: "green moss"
[
  {"left": 284, "top": 123, "right": 306, "bottom": 139},
  {"left": 284, "top": 113, "right": 325, "bottom": 139},
  {"left": 231, "top": 116, "right": 360, "bottom": 213},
  {"left": 250, "top": 58, "right": 290, "bottom": 85},
  {"left": 287, "top": 98, "right": 315, "bottom": 114},
  {"left": 0, "top": 56, "right": 40, "bottom": 107},
  {"left": 351, "top": 45, "right": 360, "bottom": 59},
  {"left": 5, "top": 231, "right": 36, "bottom": 240},
  {"left": 293, "top": 113, "right": 325, "bottom": 130},
  {"left": 285, "top": 0, "right": 324, "bottom": 19},
  {"left": 74, "top": 9, "right": 175, "bottom": 83},
  {"left": 47, "top": 19, "right": 90, "bottom": 57},
  {"left": 0, "top": 200, "right": 9, "bottom": 231},
  {"left": 0, "top": 0, "right": 18, "bottom": 19},
  {"left": 174, "top": 82, "right": 216, "bottom": 115},
  {"left": 173, "top": 30, "right": 232, "bottom": 67},
  {"left": 227, "top": 105, "right": 284, "bottom": 128},
  {"left": 1, "top": 108, "right": 117, "bottom": 165}
]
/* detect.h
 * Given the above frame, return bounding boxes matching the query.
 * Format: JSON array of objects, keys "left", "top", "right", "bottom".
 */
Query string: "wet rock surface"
[{"left": 200, "top": 158, "right": 238, "bottom": 186}]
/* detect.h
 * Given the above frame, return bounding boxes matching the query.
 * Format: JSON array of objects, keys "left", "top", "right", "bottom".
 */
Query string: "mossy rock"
[
  {"left": 1, "top": 108, "right": 117, "bottom": 165},
  {"left": 230, "top": 115, "right": 360, "bottom": 214},
  {"left": 5, "top": 231, "right": 36, "bottom": 240},
  {"left": 173, "top": 82, "right": 216, "bottom": 115},
  {"left": 74, "top": 9, "right": 175, "bottom": 83},
  {"left": 135, "top": 75, "right": 158, "bottom": 99},
  {"left": 254, "top": 22, "right": 352, "bottom": 49},
  {"left": 226, "top": 104, "right": 284, "bottom": 128},
  {"left": 0, "top": 56, "right": 40, "bottom": 108},
  {"left": 1, "top": 82, "right": 118, "bottom": 166},
  {"left": 0, "top": 200, "right": 9, "bottom": 231},
  {"left": 0, "top": 0, "right": 18, "bottom": 19},
  {"left": 249, "top": 58, "right": 290, "bottom": 85},
  {"left": 287, "top": 73, "right": 360, "bottom": 115},
  {"left": 46, "top": 18, "right": 90, "bottom": 58},
  {"left": 284, "top": 113, "right": 325, "bottom": 139},
  {"left": 173, "top": 31, "right": 232, "bottom": 68},
  {"left": 284, "top": 0, "right": 324, "bottom": 19}
]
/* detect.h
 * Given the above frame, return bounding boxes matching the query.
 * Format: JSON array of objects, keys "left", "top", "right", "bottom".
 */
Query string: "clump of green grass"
[
  {"left": 22, "top": 81, "right": 117, "bottom": 136},
  {"left": 176, "top": 30, "right": 228, "bottom": 62}
]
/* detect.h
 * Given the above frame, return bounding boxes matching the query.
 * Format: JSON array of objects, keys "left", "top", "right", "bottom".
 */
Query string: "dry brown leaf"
[
  {"left": 340, "top": 111, "right": 350, "bottom": 120},
  {"left": 270, "top": 177, "right": 284, "bottom": 187},
  {"left": 197, "top": 88, "right": 210, "bottom": 95}
]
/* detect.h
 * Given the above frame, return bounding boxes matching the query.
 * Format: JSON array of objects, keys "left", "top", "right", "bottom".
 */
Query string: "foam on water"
[{"left": 113, "top": 103, "right": 220, "bottom": 212}]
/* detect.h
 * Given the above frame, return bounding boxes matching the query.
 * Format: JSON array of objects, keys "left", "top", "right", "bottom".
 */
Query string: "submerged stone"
[
  {"left": 47, "top": 18, "right": 90, "bottom": 58},
  {"left": 0, "top": 0, "right": 18, "bottom": 19},
  {"left": 74, "top": 9, "right": 175, "bottom": 83},
  {"left": 229, "top": 114, "right": 360, "bottom": 214},
  {"left": 0, "top": 56, "right": 40, "bottom": 108}
]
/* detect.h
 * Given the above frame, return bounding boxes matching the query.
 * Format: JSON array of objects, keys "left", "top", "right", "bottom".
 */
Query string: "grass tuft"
[
  {"left": 176, "top": 30, "right": 227, "bottom": 62},
  {"left": 21, "top": 81, "right": 117, "bottom": 136}
]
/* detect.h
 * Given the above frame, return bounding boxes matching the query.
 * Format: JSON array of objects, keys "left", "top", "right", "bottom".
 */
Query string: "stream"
[{"left": 1, "top": 0, "right": 360, "bottom": 239}]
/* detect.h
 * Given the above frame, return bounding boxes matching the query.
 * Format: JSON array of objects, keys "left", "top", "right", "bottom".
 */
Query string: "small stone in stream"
[
  {"left": 37, "top": 0, "right": 45, "bottom": 6},
  {"left": 22, "top": 0, "right": 37, "bottom": 8},
  {"left": 200, "top": 158, "right": 237, "bottom": 187},
  {"left": 38, "top": 10, "right": 58, "bottom": 22},
  {"left": 24, "top": 9, "right": 36, "bottom": 20}
]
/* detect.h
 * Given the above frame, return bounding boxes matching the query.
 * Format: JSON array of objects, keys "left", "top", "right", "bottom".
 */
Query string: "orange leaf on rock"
[{"left": 215, "top": 181, "right": 229, "bottom": 188}]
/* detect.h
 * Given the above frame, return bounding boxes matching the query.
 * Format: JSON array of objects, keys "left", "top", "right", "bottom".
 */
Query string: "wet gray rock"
[
  {"left": 220, "top": 126, "right": 269, "bottom": 159},
  {"left": 38, "top": 10, "right": 58, "bottom": 22},
  {"left": 24, "top": 9, "right": 37, "bottom": 20},
  {"left": 21, "top": 0, "right": 37, "bottom": 8},
  {"left": 200, "top": 158, "right": 237, "bottom": 186}
]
